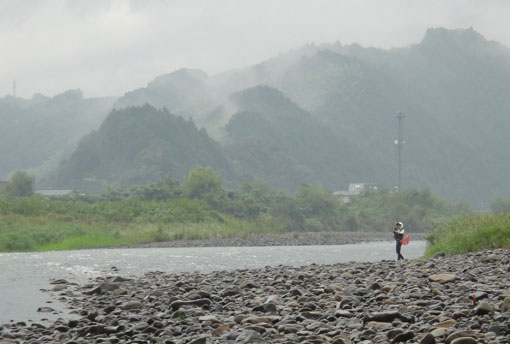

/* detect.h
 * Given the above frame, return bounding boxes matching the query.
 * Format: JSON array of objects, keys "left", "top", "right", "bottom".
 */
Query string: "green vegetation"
[
  {"left": 491, "top": 196, "right": 510, "bottom": 214},
  {"left": 0, "top": 167, "right": 469, "bottom": 252},
  {"left": 0, "top": 196, "right": 283, "bottom": 252},
  {"left": 1, "top": 170, "right": 34, "bottom": 197},
  {"left": 424, "top": 214, "right": 510, "bottom": 256}
]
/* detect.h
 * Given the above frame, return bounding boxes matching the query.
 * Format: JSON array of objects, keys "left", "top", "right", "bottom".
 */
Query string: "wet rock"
[
  {"left": 450, "top": 338, "right": 477, "bottom": 344},
  {"left": 111, "top": 276, "right": 127, "bottom": 282},
  {"left": 335, "top": 309, "right": 353, "bottom": 318},
  {"left": 265, "top": 295, "right": 283, "bottom": 305},
  {"left": 431, "top": 327, "right": 451, "bottom": 338},
  {"left": 188, "top": 337, "right": 208, "bottom": 344},
  {"left": 428, "top": 274, "right": 456, "bottom": 283},
  {"left": 170, "top": 298, "right": 211, "bottom": 310},
  {"left": 367, "top": 321, "right": 392, "bottom": 329},
  {"left": 1, "top": 332, "right": 16, "bottom": 339},
  {"left": 212, "top": 323, "right": 230, "bottom": 336},
  {"left": 36, "top": 306, "right": 55, "bottom": 313},
  {"left": 392, "top": 331, "right": 414, "bottom": 343},
  {"left": 445, "top": 330, "right": 477, "bottom": 343},
  {"left": 481, "top": 254, "right": 499, "bottom": 262},
  {"left": 220, "top": 287, "right": 242, "bottom": 297},
  {"left": 487, "top": 324, "right": 503, "bottom": 335},
  {"left": 52, "top": 284, "right": 67, "bottom": 292},
  {"left": 120, "top": 300, "right": 142, "bottom": 310},
  {"left": 420, "top": 333, "right": 436, "bottom": 344},
  {"left": 240, "top": 280, "right": 260, "bottom": 289},
  {"left": 77, "top": 325, "right": 105, "bottom": 336},
  {"left": 502, "top": 296, "right": 510, "bottom": 312},
  {"left": 387, "top": 329, "right": 404, "bottom": 339},
  {"left": 252, "top": 303, "right": 277, "bottom": 313},
  {"left": 475, "top": 301, "right": 494, "bottom": 315},
  {"left": 331, "top": 335, "right": 352, "bottom": 344},
  {"left": 435, "top": 319, "right": 456, "bottom": 328},
  {"left": 83, "top": 282, "right": 120, "bottom": 295},
  {"left": 364, "top": 310, "right": 401, "bottom": 323},
  {"left": 235, "top": 329, "right": 266, "bottom": 343},
  {"left": 242, "top": 316, "right": 280, "bottom": 324}
]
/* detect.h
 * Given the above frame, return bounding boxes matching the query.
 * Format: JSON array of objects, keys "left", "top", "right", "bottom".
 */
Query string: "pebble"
[{"left": 1, "top": 248, "right": 508, "bottom": 344}]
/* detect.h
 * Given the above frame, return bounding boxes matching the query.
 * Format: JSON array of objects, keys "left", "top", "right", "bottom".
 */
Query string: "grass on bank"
[
  {"left": 0, "top": 214, "right": 284, "bottom": 252},
  {"left": 424, "top": 214, "right": 510, "bottom": 257}
]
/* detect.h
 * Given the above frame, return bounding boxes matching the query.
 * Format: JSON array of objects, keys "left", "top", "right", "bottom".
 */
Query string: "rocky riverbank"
[
  {"left": 125, "top": 232, "right": 427, "bottom": 249},
  {"left": 1, "top": 249, "right": 509, "bottom": 344}
]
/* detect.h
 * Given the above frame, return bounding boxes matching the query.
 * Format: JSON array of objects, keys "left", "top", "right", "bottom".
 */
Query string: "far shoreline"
[{"left": 121, "top": 231, "right": 428, "bottom": 249}]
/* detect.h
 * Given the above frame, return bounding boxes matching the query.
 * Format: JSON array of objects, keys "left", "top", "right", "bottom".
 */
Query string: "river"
[{"left": 0, "top": 240, "right": 425, "bottom": 325}]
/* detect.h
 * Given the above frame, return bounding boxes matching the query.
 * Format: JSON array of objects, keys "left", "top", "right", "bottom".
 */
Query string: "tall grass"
[
  {"left": 0, "top": 211, "right": 284, "bottom": 252},
  {"left": 425, "top": 214, "right": 510, "bottom": 256}
]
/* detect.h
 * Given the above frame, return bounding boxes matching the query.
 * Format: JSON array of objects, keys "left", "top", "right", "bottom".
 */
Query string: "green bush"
[{"left": 425, "top": 214, "right": 510, "bottom": 256}]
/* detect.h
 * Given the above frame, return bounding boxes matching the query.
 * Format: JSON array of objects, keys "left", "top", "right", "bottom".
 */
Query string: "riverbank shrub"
[
  {"left": 491, "top": 196, "right": 510, "bottom": 214},
  {"left": 424, "top": 214, "right": 510, "bottom": 256}
]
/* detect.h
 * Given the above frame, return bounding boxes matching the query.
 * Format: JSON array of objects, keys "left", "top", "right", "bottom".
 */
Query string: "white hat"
[{"left": 396, "top": 222, "right": 403, "bottom": 226}]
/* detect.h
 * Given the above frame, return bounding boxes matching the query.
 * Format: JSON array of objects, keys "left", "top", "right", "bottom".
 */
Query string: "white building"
[{"left": 332, "top": 183, "right": 377, "bottom": 202}]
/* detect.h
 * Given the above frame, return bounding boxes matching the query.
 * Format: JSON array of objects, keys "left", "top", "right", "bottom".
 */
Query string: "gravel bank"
[
  {"left": 1, "top": 248, "right": 508, "bottom": 343},
  {"left": 125, "top": 232, "right": 428, "bottom": 249}
]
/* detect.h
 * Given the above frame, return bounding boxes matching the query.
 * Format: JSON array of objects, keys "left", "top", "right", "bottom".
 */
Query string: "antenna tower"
[{"left": 394, "top": 109, "right": 406, "bottom": 192}]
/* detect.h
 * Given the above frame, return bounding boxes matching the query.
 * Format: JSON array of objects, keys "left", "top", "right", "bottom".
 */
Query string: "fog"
[{"left": 1, "top": 0, "right": 510, "bottom": 98}]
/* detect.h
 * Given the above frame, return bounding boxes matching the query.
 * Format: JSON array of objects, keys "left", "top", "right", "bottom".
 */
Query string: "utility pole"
[
  {"left": 12, "top": 80, "right": 16, "bottom": 98},
  {"left": 394, "top": 110, "right": 406, "bottom": 192}
]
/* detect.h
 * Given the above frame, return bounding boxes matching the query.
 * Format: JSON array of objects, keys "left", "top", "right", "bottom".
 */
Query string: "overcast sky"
[{"left": 2, "top": 0, "right": 510, "bottom": 98}]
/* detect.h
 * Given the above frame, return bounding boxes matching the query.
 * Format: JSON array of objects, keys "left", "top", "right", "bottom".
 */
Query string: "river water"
[{"left": 0, "top": 241, "right": 426, "bottom": 325}]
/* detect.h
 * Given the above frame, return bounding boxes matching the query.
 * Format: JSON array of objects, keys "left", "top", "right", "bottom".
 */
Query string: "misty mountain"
[
  {"left": 114, "top": 69, "right": 216, "bottom": 121},
  {"left": 220, "top": 86, "right": 388, "bottom": 191},
  {"left": 109, "top": 27, "right": 510, "bottom": 207},
  {"left": 0, "top": 89, "right": 115, "bottom": 180},
  {"left": 6, "top": 27, "right": 510, "bottom": 208},
  {"left": 49, "top": 104, "right": 233, "bottom": 193},
  {"left": 113, "top": 46, "right": 322, "bottom": 127}
]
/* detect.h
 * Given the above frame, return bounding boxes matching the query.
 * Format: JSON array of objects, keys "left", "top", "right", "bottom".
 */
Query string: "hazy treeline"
[{"left": 2, "top": 167, "right": 468, "bottom": 229}]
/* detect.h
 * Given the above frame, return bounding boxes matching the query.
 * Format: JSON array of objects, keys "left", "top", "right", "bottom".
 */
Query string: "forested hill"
[
  {"left": 0, "top": 90, "right": 115, "bottom": 179},
  {"left": 219, "top": 86, "right": 392, "bottom": 191},
  {"left": 48, "top": 105, "right": 233, "bottom": 193}
]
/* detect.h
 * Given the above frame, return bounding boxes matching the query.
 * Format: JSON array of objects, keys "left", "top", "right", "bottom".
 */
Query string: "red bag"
[{"left": 400, "top": 235, "right": 410, "bottom": 245}]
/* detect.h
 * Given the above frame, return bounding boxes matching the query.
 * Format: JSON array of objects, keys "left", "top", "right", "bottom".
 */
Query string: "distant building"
[
  {"left": 332, "top": 183, "right": 377, "bottom": 202},
  {"left": 34, "top": 189, "right": 76, "bottom": 197},
  {"left": 0, "top": 181, "right": 9, "bottom": 189}
]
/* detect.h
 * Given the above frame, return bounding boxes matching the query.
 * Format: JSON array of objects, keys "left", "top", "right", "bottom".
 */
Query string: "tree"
[
  {"left": 3, "top": 171, "right": 35, "bottom": 197},
  {"left": 183, "top": 166, "right": 226, "bottom": 209},
  {"left": 491, "top": 197, "right": 510, "bottom": 214}
]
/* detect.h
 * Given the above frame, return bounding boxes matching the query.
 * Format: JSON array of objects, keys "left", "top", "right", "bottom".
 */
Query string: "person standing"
[{"left": 393, "top": 222, "right": 405, "bottom": 260}]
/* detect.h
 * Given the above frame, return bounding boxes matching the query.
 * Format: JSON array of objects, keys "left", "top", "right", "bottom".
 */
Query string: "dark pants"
[{"left": 396, "top": 240, "right": 404, "bottom": 260}]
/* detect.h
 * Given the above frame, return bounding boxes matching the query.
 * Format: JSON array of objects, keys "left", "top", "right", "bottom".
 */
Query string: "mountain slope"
[
  {"left": 0, "top": 90, "right": 115, "bottom": 180},
  {"left": 221, "top": 86, "right": 387, "bottom": 191},
  {"left": 51, "top": 104, "right": 233, "bottom": 193}
]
